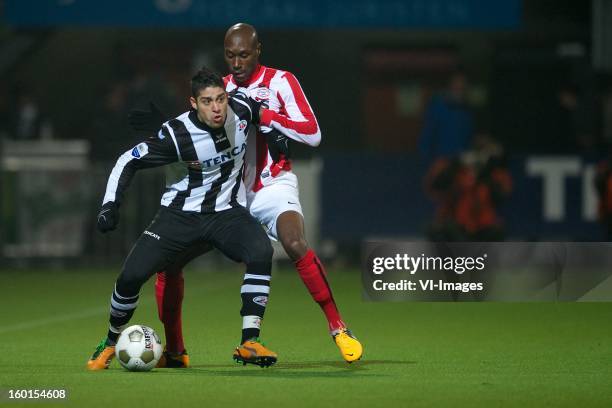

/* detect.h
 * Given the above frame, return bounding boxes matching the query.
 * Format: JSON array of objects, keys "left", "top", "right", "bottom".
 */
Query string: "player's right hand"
[
  {"left": 127, "top": 102, "right": 166, "bottom": 132},
  {"left": 97, "top": 202, "right": 120, "bottom": 233}
]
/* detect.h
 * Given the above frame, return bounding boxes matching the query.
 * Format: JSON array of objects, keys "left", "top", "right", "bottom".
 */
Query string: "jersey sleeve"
[
  {"left": 102, "top": 129, "right": 178, "bottom": 205},
  {"left": 259, "top": 72, "right": 321, "bottom": 146}
]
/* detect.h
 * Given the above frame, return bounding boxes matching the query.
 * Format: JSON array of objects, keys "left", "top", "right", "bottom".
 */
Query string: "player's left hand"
[
  {"left": 97, "top": 201, "right": 120, "bottom": 233},
  {"left": 265, "top": 129, "right": 290, "bottom": 162}
]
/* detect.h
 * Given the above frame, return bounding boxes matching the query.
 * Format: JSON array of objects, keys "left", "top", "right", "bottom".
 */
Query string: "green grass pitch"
[{"left": 1, "top": 265, "right": 612, "bottom": 407}]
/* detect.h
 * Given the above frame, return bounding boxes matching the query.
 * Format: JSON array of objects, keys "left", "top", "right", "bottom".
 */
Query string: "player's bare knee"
[{"left": 282, "top": 236, "right": 308, "bottom": 261}]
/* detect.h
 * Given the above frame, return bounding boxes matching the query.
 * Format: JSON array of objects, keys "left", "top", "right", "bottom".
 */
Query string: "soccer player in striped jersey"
[
  {"left": 146, "top": 24, "right": 363, "bottom": 366},
  {"left": 87, "top": 67, "right": 291, "bottom": 370}
]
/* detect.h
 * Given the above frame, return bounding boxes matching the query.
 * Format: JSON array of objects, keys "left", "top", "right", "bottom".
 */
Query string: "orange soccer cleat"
[
  {"left": 87, "top": 339, "right": 115, "bottom": 370},
  {"left": 156, "top": 348, "right": 190, "bottom": 368},
  {"left": 232, "top": 339, "right": 277, "bottom": 368}
]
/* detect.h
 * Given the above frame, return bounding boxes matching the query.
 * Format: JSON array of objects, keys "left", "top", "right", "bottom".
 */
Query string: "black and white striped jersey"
[{"left": 102, "top": 93, "right": 260, "bottom": 213}]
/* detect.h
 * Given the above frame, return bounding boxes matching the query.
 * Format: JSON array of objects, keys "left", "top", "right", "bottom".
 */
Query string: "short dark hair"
[{"left": 191, "top": 67, "right": 224, "bottom": 97}]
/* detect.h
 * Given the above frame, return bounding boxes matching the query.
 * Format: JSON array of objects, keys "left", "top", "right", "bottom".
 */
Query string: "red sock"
[
  {"left": 155, "top": 271, "right": 185, "bottom": 353},
  {"left": 295, "top": 249, "right": 345, "bottom": 331}
]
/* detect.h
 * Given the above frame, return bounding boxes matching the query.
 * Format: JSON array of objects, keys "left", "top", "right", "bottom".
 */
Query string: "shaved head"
[
  {"left": 224, "top": 23, "right": 259, "bottom": 48},
  {"left": 224, "top": 23, "right": 261, "bottom": 85}
]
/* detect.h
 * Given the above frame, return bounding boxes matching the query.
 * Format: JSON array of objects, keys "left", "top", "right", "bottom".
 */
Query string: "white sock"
[{"left": 242, "top": 315, "right": 262, "bottom": 330}]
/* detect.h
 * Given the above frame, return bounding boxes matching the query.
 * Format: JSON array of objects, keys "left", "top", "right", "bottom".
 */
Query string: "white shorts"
[{"left": 247, "top": 180, "right": 303, "bottom": 240}]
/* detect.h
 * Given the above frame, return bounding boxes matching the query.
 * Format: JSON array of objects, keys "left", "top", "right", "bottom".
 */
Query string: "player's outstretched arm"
[
  {"left": 229, "top": 88, "right": 294, "bottom": 162},
  {"left": 259, "top": 72, "right": 321, "bottom": 147},
  {"left": 98, "top": 132, "right": 179, "bottom": 233}
]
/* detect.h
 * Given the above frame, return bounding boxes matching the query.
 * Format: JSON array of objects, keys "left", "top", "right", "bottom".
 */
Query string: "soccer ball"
[{"left": 115, "top": 325, "right": 163, "bottom": 371}]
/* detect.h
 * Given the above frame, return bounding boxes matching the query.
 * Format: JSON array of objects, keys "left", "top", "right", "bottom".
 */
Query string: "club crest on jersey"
[
  {"left": 255, "top": 87, "right": 270, "bottom": 101},
  {"left": 131, "top": 143, "right": 149, "bottom": 159},
  {"left": 238, "top": 120, "right": 247, "bottom": 131},
  {"left": 252, "top": 296, "right": 268, "bottom": 307}
]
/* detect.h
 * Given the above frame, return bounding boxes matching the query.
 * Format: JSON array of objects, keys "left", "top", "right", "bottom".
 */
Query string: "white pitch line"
[
  {"left": 0, "top": 298, "right": 152, "bottom": 334},
  {"left": 0, "top": 307, "right": 108, "bottom": 334},
  {"left": 0, "top": 277, "right": 212, "bottom": 335}
]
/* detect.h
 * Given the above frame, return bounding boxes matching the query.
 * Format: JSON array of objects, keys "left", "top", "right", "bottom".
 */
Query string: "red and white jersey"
[{"left": 224, "top": 65, "right": 321, "bottom": 193}]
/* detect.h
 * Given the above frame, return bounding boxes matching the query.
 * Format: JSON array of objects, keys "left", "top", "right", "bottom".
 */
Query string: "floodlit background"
[{"left": 2, "top": 1, "right": 612, "bottom": 267}]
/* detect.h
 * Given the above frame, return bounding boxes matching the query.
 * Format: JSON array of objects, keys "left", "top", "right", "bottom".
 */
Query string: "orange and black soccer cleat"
[
  {"left": 333, "top": 328, "right": 363, "bottom": 363},
  {"left": 87, "top": 339, "right": 115, "bottom": 370},
  {"left": 232, "top": 339, "right": 277, "bottom": 368},
  {"left": 156, "top": 348, "right": 190, "bottom": 368}
]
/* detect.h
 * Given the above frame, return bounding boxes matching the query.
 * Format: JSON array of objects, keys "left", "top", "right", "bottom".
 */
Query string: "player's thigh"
[
  {"left": 207, "top": 207, "right": 273, "bottom": 264},
  {"left": 166, "top": 240, "right": 213, "bottom": 273},
  {"left": 248, "top": 183, "right": 303, "bottom": 240},
  {"left": 120, "top": 208, "right": 198, "bottom": 287}
]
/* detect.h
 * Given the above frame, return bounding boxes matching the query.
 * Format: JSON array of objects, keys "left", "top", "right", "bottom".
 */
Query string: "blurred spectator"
[
  {"left": 125, "top": 71, "right": 178, "bottom": 119},
  {"left": 13, "top": 89, "right": 54, "bottom": 140},
  {"left": 424, "top": 133, "right": 512, "bottom": 241},
  {"left": 602, "top": 84, "right": 612, "bottom": 148},
  {"left": 418, "top": 70, "right": 474, "bottom": 163},
  {"left": 0, "top": 88, "right": 10, "bottom": 139},
  {"left": 89, "top": 83, "right": 132, "bottom": 163},
  {"left": 594, "top": 154, "right": 612, "bottom": 240},
  {"left": 86, "top": 82, "right": 136, "bottom": 258},
  {"left": 551, "top": 83, "right": 596, "bottom": 153}
]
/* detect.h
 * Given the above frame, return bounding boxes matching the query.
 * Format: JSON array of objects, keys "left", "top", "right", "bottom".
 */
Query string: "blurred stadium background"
[{"left": 0, "top": 0, "right": 610, "bottom": 265}]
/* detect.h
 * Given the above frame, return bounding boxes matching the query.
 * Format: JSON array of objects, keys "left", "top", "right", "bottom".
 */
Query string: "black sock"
[
  {"left": 239, "top": 269, "right": 270, "bottom": 344},
  {"left": 105, "top": 334, "right": 118, "bottom": 346},
  {"left": 241, "top": 328, "right": 260, "bottom": 343}
]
